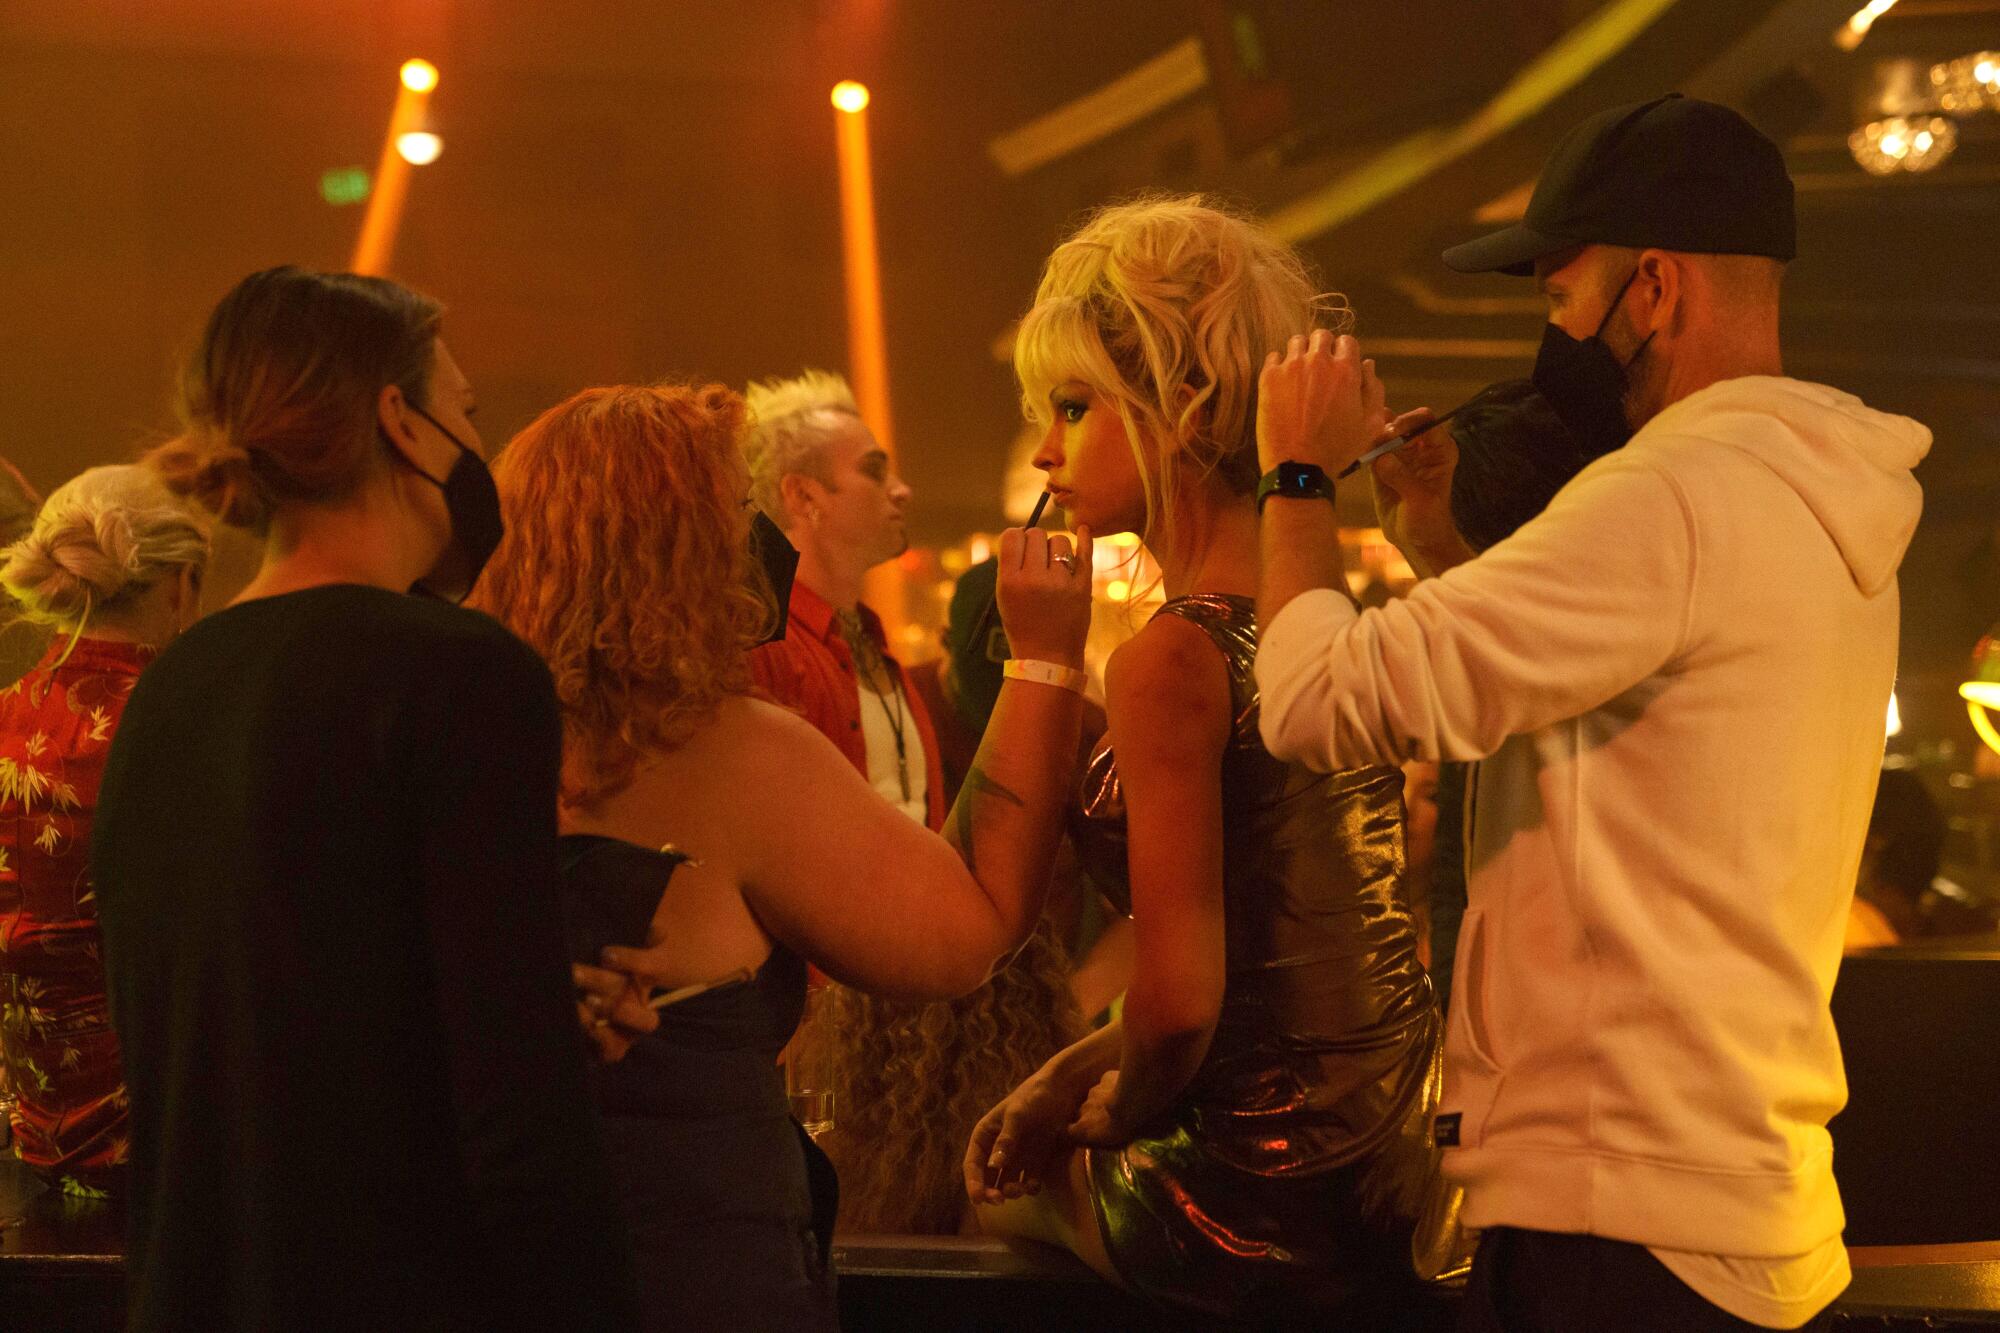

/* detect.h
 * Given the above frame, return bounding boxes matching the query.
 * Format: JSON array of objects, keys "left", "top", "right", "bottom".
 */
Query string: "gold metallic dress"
[{"left": 1074, "top": 594, "right": 1462, "bottom": 1320}]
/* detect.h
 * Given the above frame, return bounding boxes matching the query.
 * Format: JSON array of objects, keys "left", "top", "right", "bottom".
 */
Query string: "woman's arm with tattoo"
[{"left": 716, "top": 525, "right": 1096, "bottom": 1000}]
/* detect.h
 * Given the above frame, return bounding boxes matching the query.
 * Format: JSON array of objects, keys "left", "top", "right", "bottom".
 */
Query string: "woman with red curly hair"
[{"left": 470, "top": 382, "right": 1094, "bottom": 1332}]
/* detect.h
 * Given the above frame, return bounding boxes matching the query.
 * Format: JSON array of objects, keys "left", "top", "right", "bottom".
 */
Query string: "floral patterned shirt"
[{"left": 0, "top": 636, "right": 149, "bottom": 1188}]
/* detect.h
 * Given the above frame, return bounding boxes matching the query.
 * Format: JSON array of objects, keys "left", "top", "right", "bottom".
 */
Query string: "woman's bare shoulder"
[
  {"left": 1104, "top": 615, "right": 1233, "bottom": 759},
  {"left": 1108, "top": 615, "right": 1228, "bottom": 710},
  {"left": 594, "top": 696, "right": 847, "bottom": 850},
  {"left": 709, "top": 692, "right": 835, "bottom": 756},
  {"left": 685, "top": 694, "right": 861, "bottom": 797}
]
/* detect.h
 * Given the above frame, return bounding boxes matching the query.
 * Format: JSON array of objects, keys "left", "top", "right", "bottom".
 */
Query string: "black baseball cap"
[{"left": 1442, "top": 93, "right": 1796, "bottom": 277}]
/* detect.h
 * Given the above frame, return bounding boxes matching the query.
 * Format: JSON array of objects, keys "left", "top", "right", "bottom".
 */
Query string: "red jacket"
[
  {"left": 0, "top": 638, "right": 146, "bottom": 1184},
  {"left": 749, "top": 582, "right": 947, "bottom": 832}
]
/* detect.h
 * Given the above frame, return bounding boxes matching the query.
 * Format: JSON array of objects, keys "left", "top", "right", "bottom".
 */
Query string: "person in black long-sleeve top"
[{"left": 90, "top": 266, "right": 639, "bottom": 1331}]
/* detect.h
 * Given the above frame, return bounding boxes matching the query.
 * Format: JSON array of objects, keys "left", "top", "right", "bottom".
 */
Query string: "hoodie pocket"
[
  {"left": 1440, "top": 907, "right": 1505, "bottom": 1148},
  {"left": 1454, "top": 907, "right": 1503, "bottom": 1071}
]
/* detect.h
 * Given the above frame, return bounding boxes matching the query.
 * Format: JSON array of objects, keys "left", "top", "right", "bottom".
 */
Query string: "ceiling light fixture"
[
  {"left": 1836, "top": 0, "right": 1901, "bottom": 52},
  {"left": 1849, "top": 114, "right": 1956, "bottom": 175},
  {"left": 396, "top": 126, "right": 444, "bottom": 166},
  {"left": 400, "top": 59, "right": 439, "bottom": 94},
  {"left": 1930, "top": 50, "right": 2000, "bottom": 114}
]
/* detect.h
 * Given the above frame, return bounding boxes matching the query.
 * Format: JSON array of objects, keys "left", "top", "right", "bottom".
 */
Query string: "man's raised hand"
[{"left": 1256, "top": 331, "right": 1388, "bottom": 476}]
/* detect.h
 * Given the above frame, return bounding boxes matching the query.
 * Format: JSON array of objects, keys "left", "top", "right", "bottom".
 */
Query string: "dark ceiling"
[{"left": 0, "top": 0, "right": 1182, "bottom": 538}]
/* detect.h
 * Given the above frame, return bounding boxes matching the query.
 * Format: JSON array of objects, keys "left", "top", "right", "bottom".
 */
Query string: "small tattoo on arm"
[
  {"left": 961, "top": 767, "right": 1026, "bottom": 809},
  {"left": 949, "top": 766, "right": 1026, "bottom": 877}
]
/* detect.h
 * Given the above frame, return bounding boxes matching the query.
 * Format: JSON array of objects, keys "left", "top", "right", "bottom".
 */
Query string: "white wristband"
[{"left": 1003, "top": 658, "right": 1088, "bottom": 695}]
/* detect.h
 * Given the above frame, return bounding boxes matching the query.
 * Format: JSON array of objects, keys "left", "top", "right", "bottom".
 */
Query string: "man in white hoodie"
[{"left": 1250, "top": 95, "right": 1931, "bottom": 1330}]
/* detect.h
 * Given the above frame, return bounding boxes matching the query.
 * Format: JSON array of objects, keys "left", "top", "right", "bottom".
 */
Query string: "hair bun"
[
  {"left": 0, "top": 465, "right": 213, "bottom": 630},
  {"left": 147, "top": 429, "right": 268, "bottom": 529},
  {"left": 1, "top": 509, "right": 131, "bottom": 621}
]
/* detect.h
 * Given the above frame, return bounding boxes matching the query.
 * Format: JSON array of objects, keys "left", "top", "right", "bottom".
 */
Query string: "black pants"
[{"left": 1457, "top": 1228, "right": 1835, "bottom": 1332}]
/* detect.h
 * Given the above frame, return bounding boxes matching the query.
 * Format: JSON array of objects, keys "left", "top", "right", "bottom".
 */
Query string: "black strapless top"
[
  {"left": 557, "top": 834, "right": 805, "bottom": 1121},
  {"left": 557, "top": 836, "right": 840, "bottom": 1329}
]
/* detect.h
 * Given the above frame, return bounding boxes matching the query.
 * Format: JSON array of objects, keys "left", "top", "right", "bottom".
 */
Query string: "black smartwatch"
[{"left": 1256, "top": 461, "right": 1334, "bottom": 514}]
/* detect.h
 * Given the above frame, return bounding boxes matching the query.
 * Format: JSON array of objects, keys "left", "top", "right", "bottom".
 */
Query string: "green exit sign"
[{"left": 319, "top": 167, "right": 371, "bottom": 206}]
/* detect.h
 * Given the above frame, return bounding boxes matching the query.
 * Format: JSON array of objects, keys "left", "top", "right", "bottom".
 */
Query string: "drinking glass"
[{"left": 784, "top": 986, "right": 835, "bottom": 1139}]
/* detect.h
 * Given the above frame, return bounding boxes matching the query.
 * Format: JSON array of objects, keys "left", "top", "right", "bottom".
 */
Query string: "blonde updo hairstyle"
[
  {"left": 1014, "top": 194, "right": 1349, "bottom": 553},
  {"left": 1, "top": 465, "right": 211, "bottom": 630},
  {"left": 147, "top": 266, "right": 443, "bottom": 529}
]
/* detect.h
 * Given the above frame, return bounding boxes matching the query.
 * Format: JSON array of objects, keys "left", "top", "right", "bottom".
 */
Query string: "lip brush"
[{"left": 968, "top": 489, "right": 1053, "bottom": 651}]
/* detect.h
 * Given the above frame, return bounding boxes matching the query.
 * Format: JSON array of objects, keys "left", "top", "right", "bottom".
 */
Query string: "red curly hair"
[{"left": 470, "top": 383, "right": 772, "bottom": 807}]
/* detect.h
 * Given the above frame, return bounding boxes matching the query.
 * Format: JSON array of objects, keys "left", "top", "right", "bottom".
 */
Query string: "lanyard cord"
[{"left": 835, "top": 610, "right": 911, "bottom": 803}]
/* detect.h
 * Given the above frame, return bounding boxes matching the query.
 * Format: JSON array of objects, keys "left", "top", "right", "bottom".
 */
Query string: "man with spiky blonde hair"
[{"left": 743, "top": 370, "right": 943, "bottom": 831}]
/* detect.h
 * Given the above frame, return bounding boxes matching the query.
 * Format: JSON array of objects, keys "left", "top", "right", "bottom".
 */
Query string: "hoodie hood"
[{"left": 1638, "top": 376, "right": 1930, "bottom": 596}]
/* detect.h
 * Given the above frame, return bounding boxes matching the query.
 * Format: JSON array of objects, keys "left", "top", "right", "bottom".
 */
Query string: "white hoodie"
[{"left": 1257, "top": 378, "right": 1930, "bottom": 1267}]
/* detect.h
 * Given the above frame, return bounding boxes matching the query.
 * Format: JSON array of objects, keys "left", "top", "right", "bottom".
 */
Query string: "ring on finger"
[{"left": 1053, "top": 553, "right": 1076, "bottom": 570}]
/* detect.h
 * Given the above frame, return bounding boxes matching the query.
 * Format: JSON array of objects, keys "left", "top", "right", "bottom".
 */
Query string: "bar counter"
[{"left": 6, "top": 1157, "right": 1996, "bottom": 1330}]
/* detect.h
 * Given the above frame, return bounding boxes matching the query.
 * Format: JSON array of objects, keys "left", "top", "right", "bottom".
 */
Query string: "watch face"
[
  {"left": 1281, "top": 464, "right": 1328, "bottom": 494},
  {"left": 1258, "top": 462, "right": 1332, "bottom": 512}
]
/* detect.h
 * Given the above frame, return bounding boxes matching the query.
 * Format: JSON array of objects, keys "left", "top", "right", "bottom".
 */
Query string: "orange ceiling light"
[
  {"left": 832, "top": 80, "right": 891, "bottom": 452},
  {"left": 1836, "top": 0, "right": 1900, "bottom": 51},
  {"left": 396, "top": 127, "right": 444, "bottom": 166},
  {"left": 352, "top": 58, "right": 440, "bottom": 275},
  {"left": 832, "top": 78, "right": 902, "bottom": 633},
  {"left": 400, "top": 59, "right": 440, "bottom": 93}
]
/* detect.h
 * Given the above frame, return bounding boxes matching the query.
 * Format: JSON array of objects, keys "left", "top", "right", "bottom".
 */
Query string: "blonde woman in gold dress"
[{"left": 963, "top": 196, "right": 1459, "bottom": 1322}]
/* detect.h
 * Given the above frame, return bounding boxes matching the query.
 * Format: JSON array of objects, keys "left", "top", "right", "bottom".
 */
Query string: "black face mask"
[
  {"left": 1530, "top": 268, "right": 1656, "bottom": 458},
  {"left": 401, "top": 406, "right": 505, "bottom": 604},
  {"left": 747, "top": 509, "right": 798, "bottom": 645}
]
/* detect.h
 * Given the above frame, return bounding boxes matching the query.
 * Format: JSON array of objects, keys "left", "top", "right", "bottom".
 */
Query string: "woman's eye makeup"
[{"left": 1054, "top": 396, "right": 1088, "bottom": 425}]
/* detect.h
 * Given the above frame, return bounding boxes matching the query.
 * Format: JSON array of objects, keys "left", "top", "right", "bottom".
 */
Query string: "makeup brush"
[{"left": 1337, "top": 403, "right": 1470, "bottom": 479}]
